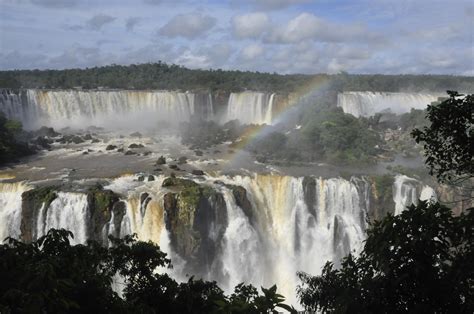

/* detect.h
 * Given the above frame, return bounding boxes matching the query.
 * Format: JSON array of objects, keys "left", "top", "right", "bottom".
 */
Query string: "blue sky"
[{"left": 0, "top": 0, "right": 473, "bottom": 74}]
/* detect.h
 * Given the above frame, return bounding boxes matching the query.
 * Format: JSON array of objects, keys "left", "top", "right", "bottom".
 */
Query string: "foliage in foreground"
[
  {"left": 412, "top": 91, "right": 473, "bottom": 184},
  {"left": 0, "top": 229, "right": 295, "bottom": 314},
  {"left": 297, "top": 200, "right": 474, "bottom": 313}
]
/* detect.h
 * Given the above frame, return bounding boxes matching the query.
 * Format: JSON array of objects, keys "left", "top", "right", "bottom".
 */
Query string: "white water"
[
  {"left": 0, "top": 89, "right": 214, "bottom": 130},
  {"left": 210, "top": 175, "right": 368, "bottom": 304},
  {"left": 0, "top": 173, "right": 437, "bottom": 305},
  {"left": 35, "top": 192, "right": 89, "bottom": 244},
  {"left": 337, "top": 92, "right": 443, "bottom": 117},
  {"left": 225, "top": 92, "right": 275, "bottom": 124},
  {"left": 0, "top": 182, "right": 30, "bottom": 241},
  {"left": 393, "top": 174, "right": 437, "bottom": 215}
]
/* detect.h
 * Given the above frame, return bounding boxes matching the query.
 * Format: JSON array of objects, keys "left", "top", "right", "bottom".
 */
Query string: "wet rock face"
[
  {"left": 302, "top": 176, "right": 317, "bottom": 219},
  {"left": 20, "top": 186, "right": 58, "bottom": 242},
  {"left": 333, "top": 215, "right": 351, "bottom": 266},
  {"left": 86, "top": 186, "right": 121, "bottom": 244},
  {"left": 109, "top": 201, "right": 127, "bottom": 239},
  {"left": 368, "top": 175, "right": 395, "bottom": 222},
  {"left": 163, "top": 178, "right": 228, "bottom": 275},
  {"left": 225, "top": 184, "right": 252, "bottom": 220}
]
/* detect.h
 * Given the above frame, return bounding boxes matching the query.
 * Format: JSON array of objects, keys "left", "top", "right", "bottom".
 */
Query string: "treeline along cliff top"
[{"left": 1, "top": 62, "right": 473, "bottom": 92}]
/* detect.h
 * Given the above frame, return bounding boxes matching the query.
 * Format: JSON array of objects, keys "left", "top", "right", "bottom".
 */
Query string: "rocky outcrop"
[
  {"left": 436, "top": 184, "right": 473, "bottom": 216},
  {"left": 86, "top": 185, "right": 121, "bottom": 243},
  {"left": 302, "top": 176, "right": 317, "bottom": 219},
  {"left": 368, "top": 175, "right": 395, "bottom": 221},
  {"left": 225, "top": 184, "right": 253, "bottom": 220},
  {"left": 163, "top": 177, "right": 227, "bottom": 275},
  {"left": 20, "top": 186, "right": 58, "bottom": 242}
]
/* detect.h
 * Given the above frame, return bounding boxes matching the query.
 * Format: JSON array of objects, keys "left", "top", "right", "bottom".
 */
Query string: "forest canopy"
[{"left": 0, "top": 62, "right": 473, "bottom": 93}]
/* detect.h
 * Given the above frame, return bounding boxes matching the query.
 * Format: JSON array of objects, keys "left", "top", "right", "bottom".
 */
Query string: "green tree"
[
  {"left": 0, "top": 229, "right": 295, "bottom": 313},
  {"left": 297, "top": 201, "right": 474, "bottom": 313},
  {"left": 0, "top": 112, "right": 34, "bottom": 165},
  {"left": 412, "top": 91, "right": 473, "bottom": 184},
  {"left": 297, "top": 90, "right": 474, "bottom": 313}
]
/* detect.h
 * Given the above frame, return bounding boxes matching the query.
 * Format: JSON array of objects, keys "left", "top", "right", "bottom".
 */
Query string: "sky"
[{"left": 0, "top": 0, "right": 473, "bottom": 75}]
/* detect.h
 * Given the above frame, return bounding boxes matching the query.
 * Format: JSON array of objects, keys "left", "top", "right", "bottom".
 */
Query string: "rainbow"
[{"left": 226, "top": 75, "right": 332, "bottom": 163}]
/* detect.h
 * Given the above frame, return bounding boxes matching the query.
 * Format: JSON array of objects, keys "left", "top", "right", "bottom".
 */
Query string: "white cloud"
[
  {"left": 232, "top": 12, "right": 270, "bottom": 38},
  {"left": 158, "top": 13, "right": 216, "bottom": 39},
  {"left": 87, "top": 14, "right": 116, "bottom": 31},
  {"left": 266, "top": 13, "right": 382, "bottom": 44},
  {"left": 198, "top": 43, "right": 233, "bottom": 66},
  {"left": 175, "top": 50, "right": 212, "bottom": 69},
  {"left": 236, "top": 0, "right": 310, "bottom": 10},
  {"left": 240, "top": 43, "right": 265, "bottom": 60}
]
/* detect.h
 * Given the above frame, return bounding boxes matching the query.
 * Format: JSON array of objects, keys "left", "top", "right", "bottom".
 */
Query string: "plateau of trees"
[
  {"left": 1, "top": 62, "right": 473, "bottom": 93},
  {"left": 247, "top": 107, "right": 381, "bottom": 165}
]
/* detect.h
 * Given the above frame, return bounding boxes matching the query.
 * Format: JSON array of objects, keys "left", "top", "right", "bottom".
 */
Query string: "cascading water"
[
  {"left": 35, "top": 192, "right": 89, "bottom": 244},
  {"left": 0, "top": 182, "right": 30, "bottom": 240},
  {"left": 0, "top": 173, "right": 437, "bottom": 305},
  {"left": 0, "top": 89, "right": 214, "bottom": 130},
  {"left": 225, "top": 92, "right": 275, "bottom": 124},
  {"left": 392, "top": 174, "right": 436, "bottom": 215},
  {"left": 209, "top": 175, "right": 369, "bottom": 304},
  {"left": 337, "top": 91, "right": 443, "bottom": 117}
]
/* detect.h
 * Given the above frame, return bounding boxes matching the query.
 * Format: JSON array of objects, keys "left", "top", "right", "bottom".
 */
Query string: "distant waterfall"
[
  {"left": 0, "top": 89, "right": 214, "bottom": 130},
  {"left": 337, "top": 92, "right": 443, "bottom": 117},
  {"left": 225, "top": 92, "right": 275, "bottom": 124}
]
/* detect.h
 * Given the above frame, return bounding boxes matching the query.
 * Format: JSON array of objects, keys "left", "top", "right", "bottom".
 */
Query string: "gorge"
[
  {"left": 0, "top": 84, "right": 467, "bottom": 306},
  {"left": 0, "top": 173, "right": 436, "bottom": 303}
]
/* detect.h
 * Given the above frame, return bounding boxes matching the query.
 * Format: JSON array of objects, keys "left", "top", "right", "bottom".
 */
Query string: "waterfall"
[
  {"left": 35, "top": 192, "right": 89, "bottom": 244},
  {"left": 392, "top": 174, "right": 438, "bottom": 215},
  {"left": 218, "top": 188, "right": 263, "bottom": 290},
  {"left": 337, "top": 91, "right": 443, "bottom": 117},
  {"left": 225, "top": 92, "right": 275, "bottom": 124},
  {"left": 0, "top": 89, "right": 214, "bottom": 130},
  {"left": 0, "top": 182, "right": 30, "bottom": 241},
  {"left": 211, "top": 174, "right": 369, "bottom": 304},
  {"left": 0, "top": 172, "right": 437, "bottom": 305}
]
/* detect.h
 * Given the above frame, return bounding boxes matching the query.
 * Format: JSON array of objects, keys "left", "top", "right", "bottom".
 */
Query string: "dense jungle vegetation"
[{"left": 1, "top": 62, "right": 473, "bottom": 92}]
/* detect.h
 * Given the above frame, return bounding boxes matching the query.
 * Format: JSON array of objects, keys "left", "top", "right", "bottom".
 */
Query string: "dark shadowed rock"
[
  {"left": 128, "top": 143, "right": 145, "bottom": 149},
  {"left": 21, "top": 186, "right": 58, "bottom": 242},
  {"left": 130, "top": 132, "right": 142, "bottom": 138},
  {"left": 71, "top": 136, "right": 84, "bottom": 144},
  {"left": 32, "top": 126, "right": 60, "bottom": 138},
  {"left": 86, "top": 184, "right": 121, "bottom": 244},
  {"left": 156, "top": 156, "right": 166, "bottom": 165},
  {"left": 163, "top": 181, "right": 227, "bottom": 275},
  {"left": 192, "top": 170, "right": 205, "bottom": 176},
  {"left": 106, "top": 145, "right": 117, "bottom": 150}
]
